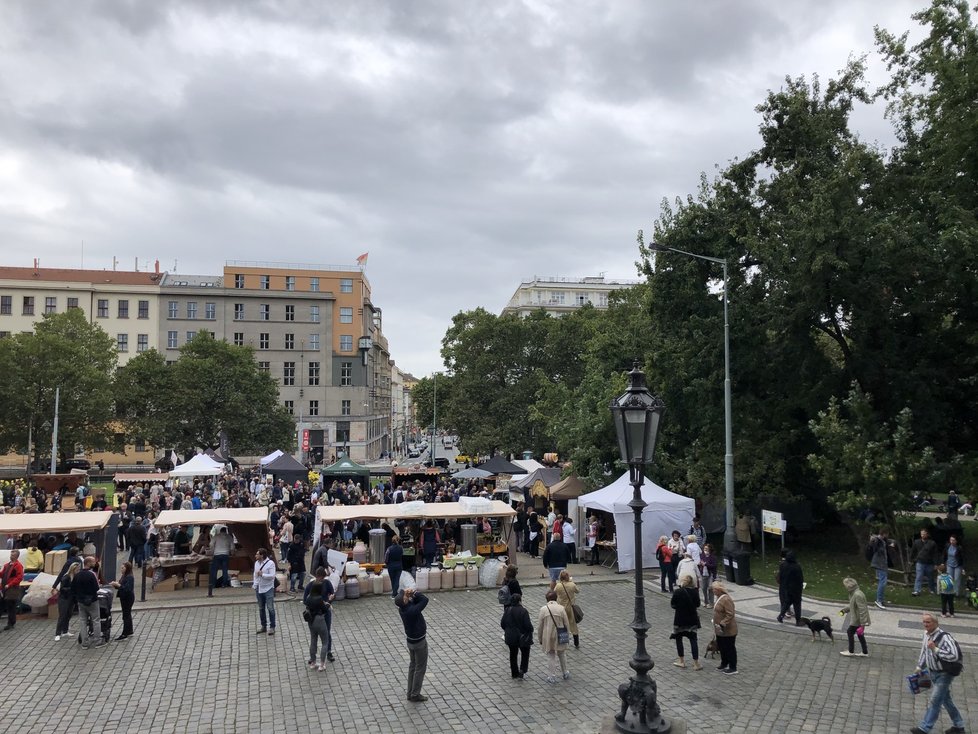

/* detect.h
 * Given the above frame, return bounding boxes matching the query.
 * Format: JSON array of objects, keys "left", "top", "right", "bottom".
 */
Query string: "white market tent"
[
  {"left": 578, "top": 472, "right": 695, "bottom": 573},
  {"left": 511, "top": 459, "right": 546, "bottom": 474},
  {"left": 259, "top": 449, "right": 285, "bottom": 466},
  {"left": 169, "top": 454, "right": 224, "bottom": 477}
]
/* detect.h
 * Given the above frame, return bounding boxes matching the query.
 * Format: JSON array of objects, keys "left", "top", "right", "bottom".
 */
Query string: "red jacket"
[{"left": 1, "top": 560, "right": 24, "bottom": 591}]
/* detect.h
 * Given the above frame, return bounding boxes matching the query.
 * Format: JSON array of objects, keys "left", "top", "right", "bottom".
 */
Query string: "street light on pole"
[
  {"left": 648, "top": 241, "right": 736, "bottom": 555},
  {"left": 610, "top": 363, "right": 668, "bottom": 734}
]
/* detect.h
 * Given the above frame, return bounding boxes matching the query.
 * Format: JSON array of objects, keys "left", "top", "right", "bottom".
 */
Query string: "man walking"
[
  {"left": 869, "top": 527, "right": 896, "bottom": 609},
  {"left": 209, "top": 526, "right": 233, "bottom": 596},
  {"left": 395, "top": 587, "right": 429, "bottom": 702},
  {"left": 253, "top": 548, "right": 277, "bottom": 635},
  {"left": 776, "top": 551, "right": 804, "bottom": 625},
  {"left": 910, "top": 613, "right": 965, "bottom": 734},
  {"left": 911, "top": 529, "right": 939, "bottom": 597},
  {"left": 543, "top": 532, "right": 571, "bottom": 591},
  {"left": 1, "top": 549, "right": 24, "bottom": 631},
  {"left": 71, "top": 556, "right": 104, "bottom": 648}
]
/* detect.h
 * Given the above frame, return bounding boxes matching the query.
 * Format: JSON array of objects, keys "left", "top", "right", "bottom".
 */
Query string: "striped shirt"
[{"left": 918, "top": 628, "right": 960, "bottom": 672}]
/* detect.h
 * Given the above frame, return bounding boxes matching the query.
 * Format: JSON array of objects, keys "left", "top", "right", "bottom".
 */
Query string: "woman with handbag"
[
  {"left": 556, "top": 570, "right": 582, "bottom": 648},
  {"left": 500, "top": 592, "right": 534, "bottom": 680},
  {"left": 670, "top": 574, "right": 702, "bottom": 670},
  {"left": 537, "top": 590, "right": 571, "bottom": 684}
]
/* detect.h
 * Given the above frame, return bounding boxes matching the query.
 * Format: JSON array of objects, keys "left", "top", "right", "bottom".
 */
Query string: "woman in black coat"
[
  {"left": 111, "top": 561, "right": 136, "bottom": 640},
  {"left": 670, "top": 574, "right": 702, "bottom": 669},
  {"left": 528, "top": 514, "right": 543, "bottom": 558},
  {"left": 500, "top": 593, "right": 534, "bottom": 679},
  {"left": 776, "top": 551, "right": 804, "bottom": 625}
]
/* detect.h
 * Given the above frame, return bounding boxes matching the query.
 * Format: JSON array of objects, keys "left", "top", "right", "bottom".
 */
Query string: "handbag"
[
  {"left": 561, "top": 582, "right": 584, "bottom": 623},
  {"left": 547, "top": 605, "right": 570, "bottom": 646},
  {"left": 907, "top": 670, "right": 932, "bottom": 694}
]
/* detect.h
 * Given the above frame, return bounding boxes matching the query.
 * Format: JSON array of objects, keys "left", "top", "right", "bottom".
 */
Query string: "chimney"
[
  {"left": 154, "top": 259, "right": 160, "bottom": 274},
  {"left": 33, "top": 258, "right": 39, "bottom": 270},
  {"left": 135, "top": 257, "right": 139, "bottom": 272}
]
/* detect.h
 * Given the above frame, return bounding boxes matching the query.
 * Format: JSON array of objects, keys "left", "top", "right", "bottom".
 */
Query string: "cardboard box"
[
  {"left": 44, "top": 549, "right": 68, "bottom": 576},
  {"left": 154, "top": 575, "right": 182, "bottom": 593}
]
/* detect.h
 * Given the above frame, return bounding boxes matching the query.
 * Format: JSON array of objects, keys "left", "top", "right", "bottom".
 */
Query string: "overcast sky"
[{"left": 1, "top": 1, "right": 930, "bottom": 376}]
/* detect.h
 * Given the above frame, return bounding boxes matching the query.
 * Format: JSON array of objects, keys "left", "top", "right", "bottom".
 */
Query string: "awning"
[
  {"left": 113, "top": 473, "right": 168, "bottom": 484},
  {"left": 317, "top": 500, "right": 516, "bottom": 524},
  {"left": 154, "top": 507, "right": 269, "bottom": 527},
  {"left": 0, "top": 511, "right": 113, "bottom": 534}
]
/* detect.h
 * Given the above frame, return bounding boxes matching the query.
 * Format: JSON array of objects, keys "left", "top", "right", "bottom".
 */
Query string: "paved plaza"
[{"left": 1, "top": 571, "right": 975, "bottom": 734}]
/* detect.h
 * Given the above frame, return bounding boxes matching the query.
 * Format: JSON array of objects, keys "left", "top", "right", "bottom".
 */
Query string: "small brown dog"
[{"left": 703, "top": 637, "right": 719, "bottom": 659}]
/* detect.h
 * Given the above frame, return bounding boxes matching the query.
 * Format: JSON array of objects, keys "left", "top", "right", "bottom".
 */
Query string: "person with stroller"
[{"left": 71, "top": 556, "right": 105, "bottom": 649}]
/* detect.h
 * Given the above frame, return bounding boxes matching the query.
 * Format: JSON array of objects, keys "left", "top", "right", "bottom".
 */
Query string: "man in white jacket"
[{"left": 253, "top": 548, "right": 278, "bottom": 635}]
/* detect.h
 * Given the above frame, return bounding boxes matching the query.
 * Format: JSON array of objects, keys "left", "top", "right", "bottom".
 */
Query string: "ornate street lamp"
[{"left": 611, "top": 363, "right": 669, "bottom": 734}]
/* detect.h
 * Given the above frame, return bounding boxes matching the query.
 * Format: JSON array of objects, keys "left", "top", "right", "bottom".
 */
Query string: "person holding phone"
[{"left": 252, "top": 548, "right": 277, "bottom": 636}]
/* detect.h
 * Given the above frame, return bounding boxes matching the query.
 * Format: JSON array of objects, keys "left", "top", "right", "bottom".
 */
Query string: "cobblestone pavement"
[{"left": 1, "top": 578, "right": 974, "bottom": 734}]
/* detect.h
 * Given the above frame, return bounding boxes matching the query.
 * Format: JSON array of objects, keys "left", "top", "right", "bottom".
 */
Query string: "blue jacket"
[
  {"left": 396, "top": 592, "right": 428, "bottom": 642},
  {"left": 385, "top": 544, "right": 403, "bottom": 569}
]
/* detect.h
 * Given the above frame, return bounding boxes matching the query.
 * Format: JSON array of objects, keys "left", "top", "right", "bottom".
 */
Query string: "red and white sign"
[{"left": 301, "top": 430, "right": 310, "bottom": 451}]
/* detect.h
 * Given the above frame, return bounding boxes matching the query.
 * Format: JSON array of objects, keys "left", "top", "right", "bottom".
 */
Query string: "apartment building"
[{"left": 500, "top": 275, "right": 640, "bottom": 317}]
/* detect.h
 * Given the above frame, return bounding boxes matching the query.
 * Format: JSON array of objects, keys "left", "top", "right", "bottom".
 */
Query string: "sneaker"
[
  {"left": 840, "top": 651, "right": 856, "bottom": 657},
  {"left": 911, "top": 592, "right": 920, "bottom": 597},
  {"left": 268, "top": 629, "right": 275, "bottom": 636},
  {"left": 408, "top": 695, "right": 429, "bottom": 702},
  {"left": 546, "top": 676, "right": 556, "bottom": 685},
  {"left": 874, "top": 600, "right": 885, "bottom": 610},
  {"left": 716, "top": 665, "right": 728, "bottom": 671},
  {"left": 721, "top": 668, "right": 738, "bottom": 675},
  {"left": 857, "top": 652, "right": 869, "bottom": 657},
  {"left": 562, "top": 671, "right": 571, "bottom": 680},
  {"left": 256, "top": 628, "right": 267, "bottom": 634},
  {"left": 316, "top": 663, "right": 325, "bottom": 672},
  {"left": 672, "top": 659, "right": 686, "bottom": 668},
  {"left": 54, "top": 635, "right": 61, "bottom": 642},
  {"left": 308, "top": 660, "right": 317, "bottom": 669},
  {"left": 326, "top": 652, "right": 335, "bottom": 662},
  {"left": 944, "top": 726, "right": 966, "bottom": 734}
]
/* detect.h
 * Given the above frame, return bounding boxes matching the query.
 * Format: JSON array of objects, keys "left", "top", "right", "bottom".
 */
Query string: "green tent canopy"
[{"left": 320, "top": 456, "right": 371, "bottom": 485}]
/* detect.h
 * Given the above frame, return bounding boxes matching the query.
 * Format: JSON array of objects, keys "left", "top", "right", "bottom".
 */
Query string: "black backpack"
[{"left": 936, "top": 631, "right": 963, "bottom": 676}]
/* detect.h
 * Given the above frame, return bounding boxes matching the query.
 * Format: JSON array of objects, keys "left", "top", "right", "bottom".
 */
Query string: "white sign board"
[{"left": 762, "top": 510, "right": 783, "bottom": 536}]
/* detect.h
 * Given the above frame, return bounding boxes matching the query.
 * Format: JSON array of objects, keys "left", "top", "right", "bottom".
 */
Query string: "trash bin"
[
  {"left": 730, "top": 550, "right": 753, "bottom": 586},
  {"left": 723, "top": 552, "right": 736, "bottom": 583}
]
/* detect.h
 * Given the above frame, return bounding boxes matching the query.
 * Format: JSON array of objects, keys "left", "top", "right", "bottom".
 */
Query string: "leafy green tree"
[
  {"left": 0, "top": 310, "right": 116, "bottom": 465},
  {"left": 113, "top": 349, "right": 173, "bottom": 449}
]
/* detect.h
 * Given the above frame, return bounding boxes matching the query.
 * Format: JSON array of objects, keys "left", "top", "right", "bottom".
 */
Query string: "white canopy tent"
[
  {"left": 578, "top": 472, "right": 695, "bottom": 572},
  {"left": 169, "top": 454, "right": 224, "bottom": 477},
  {"left": 259, "top": 449, "right": 284, "bottom": 466}
]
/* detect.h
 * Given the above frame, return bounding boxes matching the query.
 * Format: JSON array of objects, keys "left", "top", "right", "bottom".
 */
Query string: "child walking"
[{"left": 938, "top": 564, "right": 956, "bottom": 617}]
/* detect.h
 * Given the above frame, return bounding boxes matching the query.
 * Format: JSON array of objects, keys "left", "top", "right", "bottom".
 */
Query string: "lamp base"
[
  {"left": 610, "top": 677, "right": 672, "bottom": 734},
  {"left": 600, "top": 713, "right": 680, "bottom": 734}
]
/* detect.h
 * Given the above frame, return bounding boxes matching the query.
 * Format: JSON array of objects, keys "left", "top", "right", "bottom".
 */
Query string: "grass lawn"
[{"left": 714, "top": 518, "right": 977, "bottom": 614}]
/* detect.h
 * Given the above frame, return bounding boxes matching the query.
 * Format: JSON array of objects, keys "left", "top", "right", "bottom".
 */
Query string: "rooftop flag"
[{"left": 356, "top": 252, "right": 368, "bottom": 267}]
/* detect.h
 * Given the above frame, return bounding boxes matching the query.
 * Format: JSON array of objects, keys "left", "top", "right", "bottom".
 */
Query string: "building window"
[
  {"left": 167, "top": 301, "right": 178, "bottom": 318},
  {"left": 234, "top": 303, "right": 244, "bottom": 320},
  {"left": 283, "top": 362, "right": 295, "bottom": 386},
  {"left": 67, "top": 297, "right": 79, "bottom": 310},
  {"left": 598, "top": 293, "right": 609, "bottom": 307},
  {"left": 284, "top": 400, "right": 294, "bottom": 415},
  {"left": 43, "top": 296, "right": 56, "bottom": 314},
  {"left": 138, "top": 300, "right": 149, "bottom": 318},
  {"left": 186, "top": 331, "right": 197, "bottom": 343},
  {"left": 310, "top": 277, "right": 319, "bottom": 292},
  {"left": 186, "top": 302, "right": 197, "bottom": 319},
  {"left": 0, "top": 296, "right": 10, "bottom": 315},
  {"left": 233, "top": 332, "right": 244, "bottom": 346},
  {"left": 167, "top": 331, "right": 178, "bottom": 348},
  {"left": 340, "top": 361, "right": 353, "bottom": 386},
  {"left": 260, "top": 275, "right": 270, "bottom": 290},
  {"left": 285, "top": 276, "right": 295, "bottom": 291},
  {"left": 260, "top": 304, "right": 269, "bottom": 321},
  {"left": 340, "top": 335, "right": 353, "bottom": 352},
  {"left": 309, "top": 334, "right": 319, "bottom": 350},
  {"left": 339, "top": 307, "right": 353, "bottom": 323},
  {"left": 234, "top": 274, "right": 245, "bottom": 289},
  {"left": 310, "top": 305, "right": 320, "bottom": 323},
  {"left": 205, "top": 302, "right": 216, "bottom": 320},
  {"left": 116, "top": 300, "right": 128, "bottom": 318},
  {"left": 22, "top": 296, "right": 35, "bottom": 316},
  {"left": 336, "top": 421, "right": 350, "bottom": 444},
  {"left": 134, "top": 438, "right": 147, "bottom": 452},
  {"left": 137, "top": 334, "right": 149, "bottom": 352},
  {"left": 340, "top": 278, "right": 353, "bottom": 293},
  {"left": 284, "top": 333, "right": 295, "bottom": 350},
  {"left": 257, "top": 361, "right": 270, "bottom": 373},
  {"left": 576, "top": 293, "right": 588, "bottom": 306},
  {"left": 341, "top": 399, "right": 351, "bottom": 416},
  {"left": 549, "top": 291, "right": 565, "bottom": 304},
  {"left": 117, "top": 334, "right": 128, "bottom": 352},
  {"left": 285, "top": 305, "right": 295, "bottom": 322},
  {"left": 308, "top": 400, "right": 319, "bottom": 416},
  {"left": 259, "top": 333, "right": 269, "bottom": 350},
  {"left": 308, "top": 361, "right": 320, "bottom": 386}
]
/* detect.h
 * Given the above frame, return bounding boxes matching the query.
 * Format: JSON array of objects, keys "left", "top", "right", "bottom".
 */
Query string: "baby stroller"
[
  {"left": 966, "top": 574, "right": 978, "bottom": 610},
  {"left": 77, "top": 586, "right": 114, "bottom": 645}
]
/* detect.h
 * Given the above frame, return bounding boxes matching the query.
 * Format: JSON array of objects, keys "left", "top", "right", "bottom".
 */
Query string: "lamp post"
[
  {"left": 610, "top": 363, "right": 668, "bottom": 734},
  {"left": 649, "top": 242, "right": 736, "bottom": 554}
]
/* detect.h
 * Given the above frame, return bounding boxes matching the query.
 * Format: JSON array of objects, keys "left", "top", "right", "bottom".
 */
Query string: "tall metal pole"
[
  {"left": 50, "top": 386, "right": 60, "bottom": 474},
  {"left": 431, "top": 374, "right": 437, "bottom": 466},
  {"left": 722, "top": 262, "right": 736, "bottom": 554}
]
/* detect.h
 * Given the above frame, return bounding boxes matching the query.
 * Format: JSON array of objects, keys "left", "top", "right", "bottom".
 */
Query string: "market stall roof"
[
  {"left": 169, "top": 454, "right": 224, "bottom": 477},
  {"left": 113, "top": 473, "right": 169, "bottom": 484},
  {"left": 548, "top": 474, "right": 588, "bottom": 500},
  {"left": 393, "top": 466, "right": 443, "bottom": 476},
  {"left": 512, "top": 459, "right": 546, "bottom": 473},
  {"left": 475, "top": 456, "right": 527, "bottom": 475},
  {"left": 510, "top": 467, "right": 563, "bottom": 489},
  {"left": 263, "top": 453, "right": 307, "bottom": 478},
  {"left": 320, "top": 456, "right": 370, "bottom": 478},
  {"left": 154, "top": 507, "right": 269, "bottom": 527},
  {"left": 452, "top": 467, "right": 493, "bottom": 480},
  {"left": 0, "top": 511, "right": 112, "bottom": 534},
  {"left": 260, "top": 449, "right": 284, "bottom": 466},
  {"left": 317, "top": 499, "right": 516, "bottom": 524}
]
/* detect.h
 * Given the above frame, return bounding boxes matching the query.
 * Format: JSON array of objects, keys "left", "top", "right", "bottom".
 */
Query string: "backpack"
[
  {"left": 497, "top": 584, "right": 512, "bottom": 606},
  {"left": 938, "top": 574, "right": 955, "bottom": 594},
  {"left": 935, "top": 631, "right": 963, "bottom": 676},
  {"left": 864, "top": 539, "right": 876, "bottom": 563}
]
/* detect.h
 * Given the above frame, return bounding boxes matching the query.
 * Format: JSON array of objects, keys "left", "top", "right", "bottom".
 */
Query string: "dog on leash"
[
  {"left": 703, "top": 637, "right": 720, "bottom": 658},
  {"left": 799, "top": 616, "right": 834, "bottom": 641}
]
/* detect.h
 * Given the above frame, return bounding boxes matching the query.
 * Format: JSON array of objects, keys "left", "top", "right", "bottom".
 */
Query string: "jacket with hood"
[
  {"left": 843, "top": 578, "right": 871, "bottom": 627},
  {"left": 779, "top": 552, "right": 804, "bottom": 596}
]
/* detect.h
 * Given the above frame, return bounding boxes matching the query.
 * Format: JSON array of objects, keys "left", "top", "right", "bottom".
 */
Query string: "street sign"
[{"left": 762, "top": 509, "right": 783, "bottom": 536}]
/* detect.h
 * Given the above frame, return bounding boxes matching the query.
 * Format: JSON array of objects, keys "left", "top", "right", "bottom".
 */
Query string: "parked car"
[
  {"left": 59, "top": 458, "right": 91, "bottom": 473},
  {"left": 427, "top": 457, "right": 450, "bottom": 469},
  {"left": 407, "top": 449, "right": 421, "bottom": 459}
]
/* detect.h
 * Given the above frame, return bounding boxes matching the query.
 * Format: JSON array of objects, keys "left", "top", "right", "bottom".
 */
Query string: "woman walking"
[
  {"left": 304, "top": 580, "right": 332, "bottom": 670},
  {"left": 671, "top": 574, "right": 702, "bottom": 670},
  {"left": 711, "top": 581, "right": 738, "bottom": 675},
  {"left": 555, "top": 570, "right": 581, "bottom": 648},
  {"left": 839, "top": 577, "right": 870, "bottom": 658},
  {"left": 699, "top": 543, "right": 718, "bottom": 607},
  {"left": 537, "top": 590, "right": 571, "bottom": 684},
  {"left": 500, "top": 593, "right": 533, "bottom": 679},
  {"left": 111, "top": 561, "right": 135, "bottom": 640}
]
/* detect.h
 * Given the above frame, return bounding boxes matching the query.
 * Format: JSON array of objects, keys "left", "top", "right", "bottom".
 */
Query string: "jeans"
[
  {"left": 56, "top": 594, "right": 74, "bottom": 635},
  {"left": 919, "top": 671, "right": 965, "bottom": 732},
  {"left": 388, "top": 568, "right": 402, "bottom": 598},
  {"left": 255, "top": 588, "right": 276, "bottom": 630},
  {"left": 874, "top": 568, "right": 887, "bottom": 604},
  {"left": 209, "top": 554, "right": 229, "bottom": 591},
  {"left": 717, "top": 635, "right": 737, "bottom": 671},
  {"left": 405, "top": 638, "right": 428, "bottom": 697},
  {"left": 308, "top": 614, "right": 329, "bottom": 664},
  {"left": 701, "top": 575, "right": 715, "bottom": 606},
  {"left": 508, "top": 644, "right": 530, "bottom": 677},
  {"left": 78, "top": 600, "right": 102, "bottom": 646},
  {"left": 130, "top": 544, "right": 145, "bottom": 568},
  {"left": 674, "top": 630, "right": 699, "bottom": 660},
  {"left": 846, "top": 625, "right": 867, "bottom": 654},
  {"left": 948, "top": 565, "right": 962, "bottom": 596},
  {"left": 915, "top": 562, "right": 936, "bottom": 594},
  {"left": 280, "top": 543, "right": 290, "bottom": 569}
]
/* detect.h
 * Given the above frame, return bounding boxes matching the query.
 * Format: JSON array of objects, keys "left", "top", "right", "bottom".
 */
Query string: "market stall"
[
  {"left": 263, "top": 453, "right": 307, "bottom": 485},
  {"left": 0, "top": 511, "right": 120, "bottom": 584},
  {"left": 320, "top": 456, "right": 371, "bottom": 488},
  {"left": 168, "top": 454, "right": 224, "bottom": 477},
  {"left": 391, "top": 465, "right": 444, "bottom": 488}
]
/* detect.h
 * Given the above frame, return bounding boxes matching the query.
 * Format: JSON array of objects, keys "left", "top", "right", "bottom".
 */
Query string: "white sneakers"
[{"left": 54, "top": 635, "right": 61, "bottom": 642}]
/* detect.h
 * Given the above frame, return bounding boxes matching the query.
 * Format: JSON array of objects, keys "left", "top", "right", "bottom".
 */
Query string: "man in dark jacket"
[
  {"left": 911, "top": 529, "right": 939, "bottom": 596},
  {"left": 395, "top": 588, "right": 429, "bottom": 702},
  {"left": 128, "top": 520, "right": 147, "bottom": 568},
  {"left": 71, "top": 556, "right": 103, "bottom": 648},
  {"left": 542, "top": 532, "right": 571, "bottom": 591},
  {"left": 1, "top": 550, "right": 25, "bottom": 631},
  {"left": 385, "top": 536, "right": 404, "bottom": 598},
  {"left": 776, "top": 551, "right": 805, "bottom": 625}
]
